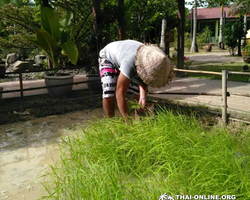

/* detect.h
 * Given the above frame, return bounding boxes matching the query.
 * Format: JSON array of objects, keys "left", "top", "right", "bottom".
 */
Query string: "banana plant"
[{"left": 29, "top": 7, "right": 82, "bottom": 68}]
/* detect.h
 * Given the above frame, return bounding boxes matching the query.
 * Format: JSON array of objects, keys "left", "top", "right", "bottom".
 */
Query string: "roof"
[{"left": 188, "top": 7, "right": 237, "bottom": 20}]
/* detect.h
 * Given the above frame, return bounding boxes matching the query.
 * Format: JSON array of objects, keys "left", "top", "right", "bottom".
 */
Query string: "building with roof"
[{"left": 188, "top": 7, "right": 249, "bottom": 43}]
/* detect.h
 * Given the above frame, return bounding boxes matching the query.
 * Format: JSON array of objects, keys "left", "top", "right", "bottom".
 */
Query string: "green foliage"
[
  {"left": 242, "top": 44, "right": 250, "bottom": 56},
  {"left": 223, "top": 21, "right": 245, "bottom": 55},
  {"left": 127, "top": 99, "right": 142, "bottom": 112},
  {"left": 199, "top": 26, "right": 212, "bottom": 44},
  {"left": 29, "top": 7, "right": 81, "bottom": 68},
  {"left": 0, "top": 0, "right": 179, "bottom": 65},
  {"left": 184, "top": 32, "right": 192, "bottom": 50},
  {"left": 125, "top": 0, "right": 177, "bottom": 42},
  {"left": 197, "top": 0, "right": 231, "bottom": 8},
  {"left": 51, "top": 0, "right": 95, "bottom": 65},
  {"left": 38, "top": 109, "right": 250, "bottom": 199},
  {"left": 0, "top": 3, "right": 40, "bottom": 51},
  {"left": 0, "top": 0, "right": 33, "bottom": 7},
  {"left": 171, "top": 28, "right": 191, "bottom": 51}
]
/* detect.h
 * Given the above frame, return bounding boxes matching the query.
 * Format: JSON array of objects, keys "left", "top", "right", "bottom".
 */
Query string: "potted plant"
[
  {"left": 242, "top": 44, "right": 250, "bottom": 63},
  {"left": 29, "top": 7, "right": 82, "bottom": 98}
]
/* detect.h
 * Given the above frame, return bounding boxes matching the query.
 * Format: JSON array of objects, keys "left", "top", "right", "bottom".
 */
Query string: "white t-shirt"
[{"left": 100, "top": 40, "right": 144, "bottom": 84}]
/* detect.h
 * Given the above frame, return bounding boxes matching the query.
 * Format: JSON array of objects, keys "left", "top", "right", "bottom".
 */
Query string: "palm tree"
[
  {"left": 218, "top": 2, "right": 224, "bottom": 49},
  {"left": 190, "top": 0, "right": 198, "bottom": 52},
  {"left": 160, "top": 18, "right": 167, "bottom": 52},
  {"left": 177, "top": 0, "right": 185, "bottom": 70}
]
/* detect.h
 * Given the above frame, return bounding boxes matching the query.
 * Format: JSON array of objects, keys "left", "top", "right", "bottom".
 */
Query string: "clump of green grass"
[
  {"left": 188, "top": 62, "right": 250, "bottom": 82},
  {"left": 38, "top": 109, "right": 250, "bottom": 200}
]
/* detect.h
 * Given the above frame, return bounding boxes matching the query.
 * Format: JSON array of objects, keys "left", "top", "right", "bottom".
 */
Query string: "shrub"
[
  {"left": 199, "top": 26, "right": 212, "bottom": 45},
  {"left": 242, "top": 44, "right": 250, "bottom": 56},
  {"left": 223, "top": 20, "right": 245, "bottom": 55}
]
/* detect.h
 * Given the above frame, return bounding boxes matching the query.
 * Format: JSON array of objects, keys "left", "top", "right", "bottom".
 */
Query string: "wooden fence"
[{"left": 173, "top": 69, "right": 250, "bottom": 125}]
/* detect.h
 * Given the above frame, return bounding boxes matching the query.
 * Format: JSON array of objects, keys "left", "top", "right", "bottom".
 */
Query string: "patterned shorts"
[{"left": 99, "top": 57, "right": 139, "bottom": 99}]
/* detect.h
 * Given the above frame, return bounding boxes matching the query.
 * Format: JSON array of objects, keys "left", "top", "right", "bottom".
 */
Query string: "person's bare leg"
[{"left": 103, "top": 97, "right": 115, "bottom": 118}]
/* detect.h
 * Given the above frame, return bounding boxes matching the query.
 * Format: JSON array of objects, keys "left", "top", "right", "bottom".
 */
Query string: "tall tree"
[
  {"left": 190, "top": 0, "right": 198, "bottom": 52},
  {"left": 219, "top": 2, "right": 225, "bottom": 48},
  {"left": 177, "top": 0, "right": 185, "bottom": 69},
  {"left": 160, "top": 18, "right": 167, "bottom": 51}
]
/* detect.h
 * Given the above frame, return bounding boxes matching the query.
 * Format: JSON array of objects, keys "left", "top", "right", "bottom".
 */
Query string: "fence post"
[
  {"left": 19, "top": 73, "right": 24, "bottom": 111},
  {"left": 222, "top": 70, "right": 228, "bottom": 125}
]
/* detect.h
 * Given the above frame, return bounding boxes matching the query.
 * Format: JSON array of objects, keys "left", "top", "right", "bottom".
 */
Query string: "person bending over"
[{"left": 98, "top": 40, "right": 173, "bottom": 118}]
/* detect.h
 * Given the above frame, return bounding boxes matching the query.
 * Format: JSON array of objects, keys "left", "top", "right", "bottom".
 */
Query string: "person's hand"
[{"left": 137, "top": 97, "right": 147, "bottom": 115}]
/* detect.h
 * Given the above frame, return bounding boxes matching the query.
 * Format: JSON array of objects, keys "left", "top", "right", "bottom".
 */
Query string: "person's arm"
[
  {"left": 138, "top": 83, "right": 148, "bottom": 108},
  {"left": 116, "top": 73, "right": 131, "bottom": 118}
]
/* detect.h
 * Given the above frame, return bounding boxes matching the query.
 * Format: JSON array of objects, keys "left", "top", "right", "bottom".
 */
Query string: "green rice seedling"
[{"left": 38, "top": 108, "right": 250, "bottom": 200}]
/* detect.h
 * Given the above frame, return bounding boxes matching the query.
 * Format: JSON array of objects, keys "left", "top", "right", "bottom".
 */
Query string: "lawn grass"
[
  {"left": 38, "top": 108, "right": 250, "bottom": 200},
  {"left": 186, "top": 62, "right": 250, "bottom": 82},
  {"left": 169, "top": 48, "right": 250, "bottom": 82}
]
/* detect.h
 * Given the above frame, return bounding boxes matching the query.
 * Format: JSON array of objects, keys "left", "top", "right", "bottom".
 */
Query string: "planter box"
[
  {"left": 87, "top": 74, "right": 102, "bottom": 94},
  {"left": 0, "top": 87, "right": 3, "bottom": 103},
  {"left": 0, "top": 64, "right": 5, "bottom": 78},
  {"left": 44, "top": 73, "right": 74, "bottom": 98}
]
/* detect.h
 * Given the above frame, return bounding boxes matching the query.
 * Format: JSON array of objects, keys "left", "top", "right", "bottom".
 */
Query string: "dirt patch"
[{"left": 0, "top": 89, "right": 103, "bottom": 125}]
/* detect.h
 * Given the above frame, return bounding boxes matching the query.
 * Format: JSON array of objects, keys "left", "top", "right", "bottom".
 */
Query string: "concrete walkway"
[{"left": 148, "top": 77, "right": 250, "bottom": 120}]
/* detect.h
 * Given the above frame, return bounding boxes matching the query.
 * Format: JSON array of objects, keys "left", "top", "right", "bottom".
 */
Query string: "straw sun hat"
[{"left": 135, "top": 44, "right": 174, "bottom": 88}]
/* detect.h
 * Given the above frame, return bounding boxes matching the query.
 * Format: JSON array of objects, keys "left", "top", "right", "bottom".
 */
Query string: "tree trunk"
[
  {"left": 190, "top": 0, "right": 198, "bottom": 52},
  {"left": 238, "top": 16, "right": 244, "bottom": 56},
  {"left": 243, "top": 14, "right": 247, "bottom": 48},
  {"left": 92, "top": 0, "right": 101, "bottom": 58},
  {"left": 160, "top": 18, "right": 167, "bottom": 52},
  {"left": 41, "top": 0, "right": 49, "bottom": 7},
  {"left": 218, "top": 3, "right": 224, "bottom": 49},
  {"left": 118, "top": 0, "right": 124, "bottom": 40},
  {"left": 238, "top": 36, "right": 242, "bottom": 56},
  {"left": 177, "top": 0, "right": 185, "bottom": 70}
]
